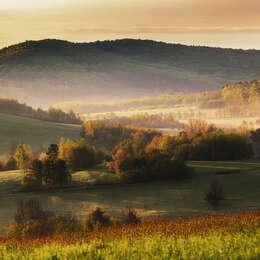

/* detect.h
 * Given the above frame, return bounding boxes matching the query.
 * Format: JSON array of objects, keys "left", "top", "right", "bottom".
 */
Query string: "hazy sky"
[{"left": 1, "top": 0, "right": 260, "bottom": 49}]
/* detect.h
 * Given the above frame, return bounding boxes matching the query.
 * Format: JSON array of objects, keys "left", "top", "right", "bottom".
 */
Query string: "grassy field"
[
  {"left": 1, "top": 231, "right": 258, "bottom": 259},
  {"left": 0, "top": 212, "right": 259, "bottom": 259},
  {"left": 0, "top": 113, "right": 80, "bottom": 154},
  {"left": 0, "top": 161, "right": 260, "bottom": 232}
]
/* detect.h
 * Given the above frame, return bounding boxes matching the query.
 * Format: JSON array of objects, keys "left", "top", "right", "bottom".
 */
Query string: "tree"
[
  {"left": 46, "top": 144, "right": 59, "bottom": 161},
  {"left": 108, "top": 133, "right": 191, "bottom": 182},
  {"left": 41, "top": 144, "right": 71, "bottom": 187},
  {"left": 14, "top": 144, "right": 33, "bottom": 175},
  {"left": 59, "top": 138, "right": 95, "bottom": 171},
  {"left": 184, "top": 119, "right": 216, "bottom": 136},
  {"left": 29, "top": 159, "right": 42, "bottom": 184},
  {"left": 81, "top": 120, "right": 159, "bottom": 153}
]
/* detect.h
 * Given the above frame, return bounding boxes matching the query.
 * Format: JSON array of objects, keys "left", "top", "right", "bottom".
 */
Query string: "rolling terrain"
[
  {"left": 0, "top": 39, "right": 260, "bottom": 105},
  {"left": 0, "top": 113, "right": 80, "bottom": 154},
  {"left": 0, "top": 161, "right": 259, "bottom": 231}
]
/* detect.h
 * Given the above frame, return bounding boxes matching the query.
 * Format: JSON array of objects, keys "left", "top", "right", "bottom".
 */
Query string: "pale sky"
[{"left": 0, "top": 0, "right": 260, "bottom": 49}]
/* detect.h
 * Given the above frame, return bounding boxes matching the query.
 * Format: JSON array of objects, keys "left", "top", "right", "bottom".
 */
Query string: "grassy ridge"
[
  {"left": 0, "top": 212, "right": 259, "bottom": 259},
  {"left": 0, "top": 113, "right": 80, "bottom": 154}
]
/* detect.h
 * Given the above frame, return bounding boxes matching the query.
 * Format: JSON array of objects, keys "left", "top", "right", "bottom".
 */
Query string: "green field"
[
  {"left": 0, "top": 161, "right": 260, "bottom": 232},
  {"left": 0, "top": 113, "right": 80, "bottom": 154}
]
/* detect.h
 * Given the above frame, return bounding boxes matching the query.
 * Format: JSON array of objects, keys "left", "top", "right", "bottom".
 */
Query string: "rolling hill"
[
  {"left": 0, "top": 113, "right": 80, "bottom": 154},
  {"left": 0, "top": 39, "right": 260, "bottom": 105}
]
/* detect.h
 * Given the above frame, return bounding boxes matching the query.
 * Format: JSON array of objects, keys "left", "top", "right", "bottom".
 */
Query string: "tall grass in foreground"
[
  {"left": 0, "top": 230, "right": 259, "bottom": 259},
  {"left": 0, "top": 212, "right": 259, "bottom": 259}
]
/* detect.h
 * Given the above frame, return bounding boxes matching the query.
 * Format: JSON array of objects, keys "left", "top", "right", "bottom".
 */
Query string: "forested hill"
[
  {"left": 0, "top": 39, "right": 260, "bottom": 105},
  {"left": 0, "top": 98, "right": 82, "bottom": 125}
]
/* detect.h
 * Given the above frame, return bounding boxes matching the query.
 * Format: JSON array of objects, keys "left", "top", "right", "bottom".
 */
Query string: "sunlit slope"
[{"left": 0, "top": 113, "right": 80, "bottom": 154}]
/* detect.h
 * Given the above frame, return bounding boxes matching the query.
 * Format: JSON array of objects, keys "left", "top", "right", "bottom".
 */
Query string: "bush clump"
[
  {"left": 8, "top": 199, "right": 52, "bottom": 237},
  {"left": 205, "top": 179, "right": 225, "bottom": 209},
  {"left": 7, "top": 199, "right": 81, "bottom": 238},
  {"left": 85, "top": 207, "right": 111, "bottom": 230},
  {"left": 121, "top": 208, "right": 141, "bottom": 224}
]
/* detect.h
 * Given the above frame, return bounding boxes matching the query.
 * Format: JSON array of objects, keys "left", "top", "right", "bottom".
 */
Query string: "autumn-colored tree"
[
  {"left": 14, "top": 144, "right": 33, "bottom": 175},
  {"left": 59, "top": 138, "right": 95, "bottom": 171}
]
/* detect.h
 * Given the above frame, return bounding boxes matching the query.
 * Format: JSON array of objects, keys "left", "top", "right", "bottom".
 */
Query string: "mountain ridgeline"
[{"left": 0, "top": 39, "right": 260, "bottom": 105}]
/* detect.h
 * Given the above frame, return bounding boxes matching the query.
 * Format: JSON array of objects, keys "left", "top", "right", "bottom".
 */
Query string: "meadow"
[
  {"left": 0, "top": 212, "right": 259, "bottom": 259},
  {"left": 0, "top": 113, "right": 80, "bottom": 154},
  {"left": 0, "top": 160, "right": 259, "bottom": 232}
]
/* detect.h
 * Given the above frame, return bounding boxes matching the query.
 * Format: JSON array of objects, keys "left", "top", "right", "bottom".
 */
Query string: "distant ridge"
[{"left": 0, "top": 39, "right": 260, "bottom": 105}]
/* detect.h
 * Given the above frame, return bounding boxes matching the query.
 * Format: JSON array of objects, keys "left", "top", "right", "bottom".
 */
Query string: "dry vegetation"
[{"left": 0, "top": 212, "right": 259, "bottom": 259}]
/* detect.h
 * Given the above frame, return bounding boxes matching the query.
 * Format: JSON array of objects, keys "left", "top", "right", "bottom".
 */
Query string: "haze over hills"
[{"left": 0, "top": 39, "right": 260, "bottom": 106}]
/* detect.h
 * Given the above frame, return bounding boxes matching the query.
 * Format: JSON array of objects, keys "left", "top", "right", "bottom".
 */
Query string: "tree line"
[
  {"left": 84, "top": 113, "right": 184, "bottom": 131},
  {"left": 2, "top": 119, "right": 259, "bottom": 191},
  {"left": 0, "top": 98, "right": 82, "bottom": 124}
]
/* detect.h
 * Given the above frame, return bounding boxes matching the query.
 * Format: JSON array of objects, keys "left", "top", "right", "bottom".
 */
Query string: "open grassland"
[
  {"left": 0, "top": 113, "right": 80, "bottom": 154},
  {"left": 0, "top": 212, "right": 259, "bottom": 259},
  {"left": 0, "top": 161, "right": 260, "bottom": 232}
]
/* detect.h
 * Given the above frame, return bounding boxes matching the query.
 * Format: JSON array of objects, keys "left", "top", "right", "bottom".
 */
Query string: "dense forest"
[
  {"left": 0, "top": 98, "right": 82, "bottom": 124},
  {"left": 0, "top": 39, "right": 260, "bottom": 105}
]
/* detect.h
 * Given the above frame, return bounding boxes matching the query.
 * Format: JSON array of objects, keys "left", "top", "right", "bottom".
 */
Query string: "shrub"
[
  {"left": 20, "top": 175, "right": 41, "bottom": 191},
  {"left": 205, "top": 179, "right": 224, "bottom": 209},
  {"left": 85, "top": 207, "right": 111, "bottom": 230},
  {"left": 48, "top": 213, "right": 81, "bottom": 235},
  {"left": 145, "top": 152, "right": 190, "bottom": 180},
  {"left": 8, "top": 199, "right": 52, "bottom": 237},
  {"left": 121, "top": 208, "right": 141, "bottom": 224},
  {"left": 8, "top": 199, "right": 81, "bottom": 237}
]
